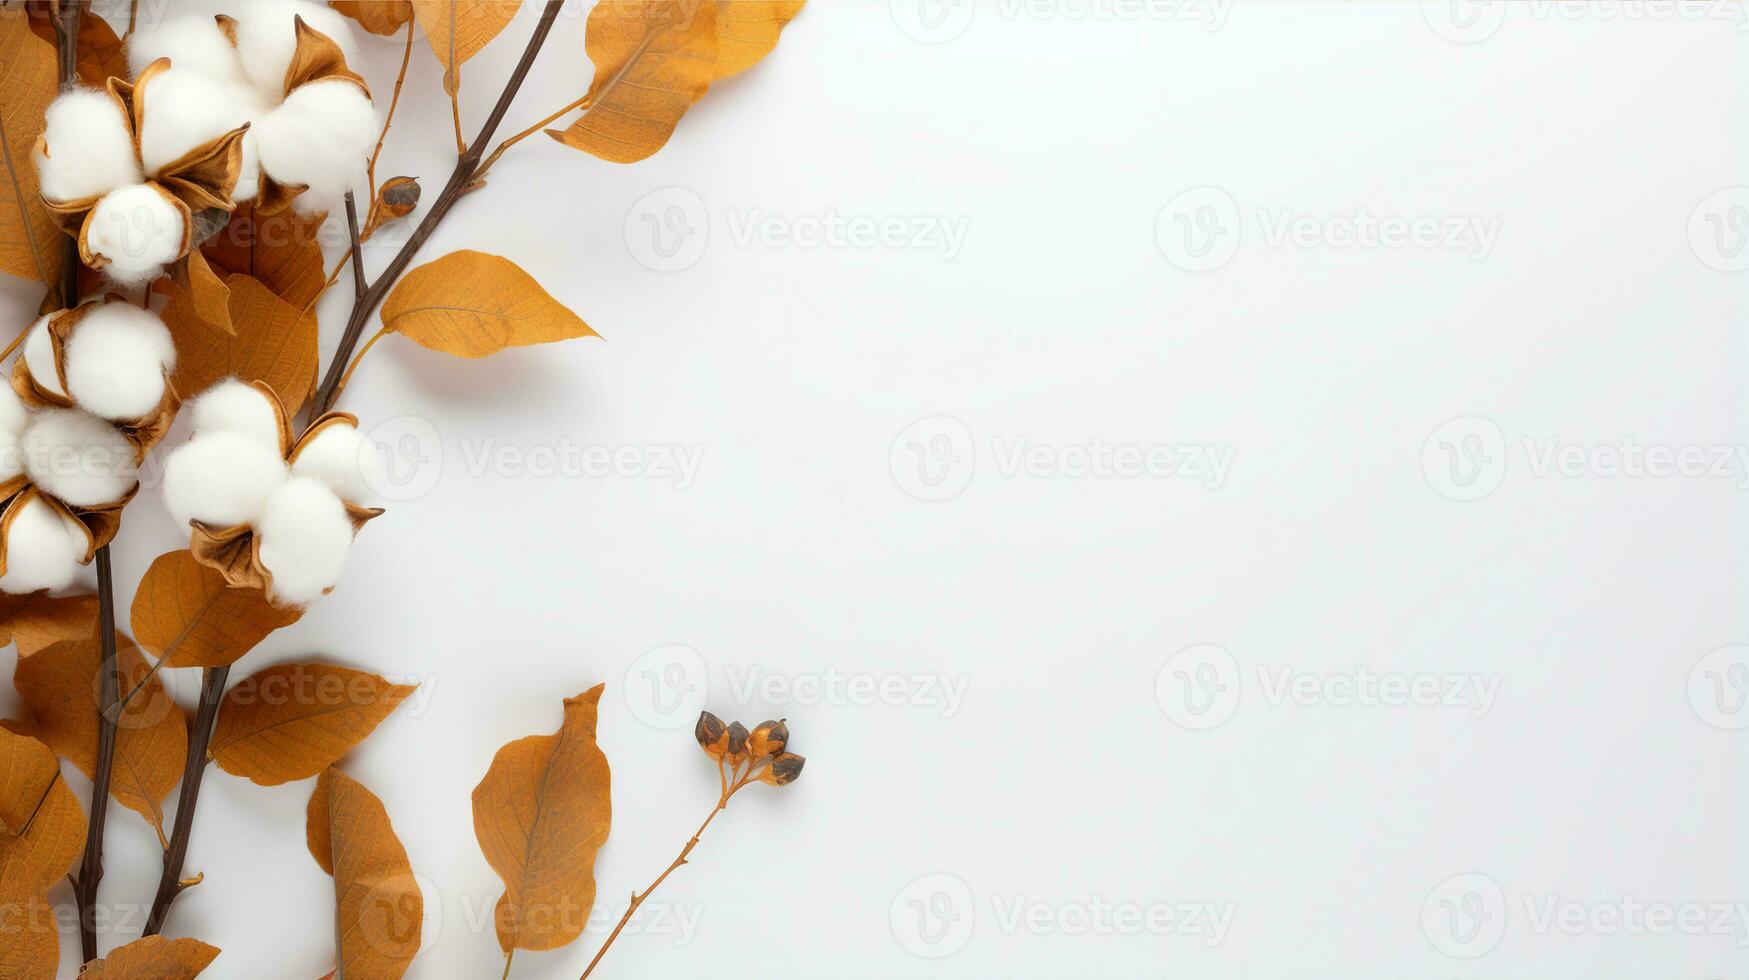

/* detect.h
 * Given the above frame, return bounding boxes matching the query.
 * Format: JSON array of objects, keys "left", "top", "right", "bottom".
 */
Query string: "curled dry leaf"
[
  {"left": 306, "top": 767, "right": 423, "bottom": 979},
  {"left": 411, "top": 0, "right": 517, "bottom": 95},
  {"left": 156, "top": 250, "right": 235, "bottom": 336},
  {"left": 14, "top": 634, "right": 188, "bottom": 839},
  {"left": 333, "top": 0, "right": 416, "bottom": 36},
  {"left": 80, "top": 936, "right": 221, "bottom": 979},
  {"left": 201, "top": 204, "right": 329, "bottom": 311},
  {"left": 551, "top": 0, "right": 721, "bottom": 164},
  {"left": 162, "top": 273, "right": 321, "bottom": 416},
  {"left": 472, "top": 685, "right": 612, "bottom": 952},
  {"left": 131, "top": 550, "right": 303, "bottom": 670},
  {"left": 712, "top": 0, "right": 806, "bottom": 80},
  {"left": 0, "top": 8, "right": 62, "bottom": 285},
  {"left": 0, "top": 725, "right": 58, "bottom": 836},
  {"left": 211, "top": 663, "right": 416, "bottom": 786},
  {"left": 380, "top": 250, "right": 597, "bottom": 358},
  {"left": 0, "top": 729, "right": 84, "bottom": 980}
]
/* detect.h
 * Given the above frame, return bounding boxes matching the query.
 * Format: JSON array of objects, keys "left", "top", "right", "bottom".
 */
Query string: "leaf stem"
[
  {"left": 368, "top": 17, "right": 416, "bottom": 192},
  {"left": 472, "top": 94, "right": 594, "bottom": 184},
  {"left": 335, "top": 326, "right": 389, "bottom": 396},
  {"left": 345, "top": 192, "right": 367, "bottom": 300},
  {"left": 309, "top": 0, "right": 569, "bottom": 417},
  {"left": 143, "top": 664, "right": 230, "bottom": 937},
  {"left": 450, "top": 87, "right": 466, "bottom": 156},
  {"left": 74, "top": 545, "right": 118, "bottom": 963},
  {"left": 501, "top": 949, "right": 516, "bottom": 980}
]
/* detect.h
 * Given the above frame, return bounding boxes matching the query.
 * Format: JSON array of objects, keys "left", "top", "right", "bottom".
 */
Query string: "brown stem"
[
  {"left": 344, "top": 192, "right": 366, "bottom": 300},
  {"left": 449, "top": 87, "right": 466, "bottom": 156},
  {"left": 310, "top": 0, "right": 568, "bottom": 417},
  {"left": 367, "top": 17, "right": 416, "bottom": 192},
  {"left": 143, "top": 664, "right": 230, "bottom": 937},
  {"left": 74, "top": 546, "right": 117, "bottom": 962},
  {"left": 472, "top": 94, "right": 593, "bottom": 183}
]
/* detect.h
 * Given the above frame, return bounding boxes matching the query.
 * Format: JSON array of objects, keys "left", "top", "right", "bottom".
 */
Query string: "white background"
[{"left": 2, "top": 0, "right": 1747, "bottom": 977}]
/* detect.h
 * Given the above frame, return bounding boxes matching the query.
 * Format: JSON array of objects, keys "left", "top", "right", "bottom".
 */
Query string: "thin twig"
[
  {"left": 333, "top": 326, "right": 388, "bottom": 397},
  {"left": 368, "top": 17, "right": 416, "bottom": 192},
  {"left": 472, "top": 94, "right": 593, "bottom": 183},
  {"left": 143, "top": 665, "right": 230, "bottom": 937},
  {"left": 75, "top": 547, "right": 117, "bottom": 963},
  {"left": 310, "top": 0, "right": 569, "bottom": 417},
  {"left": 344, "top": 192, "right": 366, "bottom": 300}
]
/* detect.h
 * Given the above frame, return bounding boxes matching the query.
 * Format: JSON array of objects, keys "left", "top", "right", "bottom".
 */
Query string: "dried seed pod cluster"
[{"left": 695, "top": 712, "right": 805, "bottom": 788}]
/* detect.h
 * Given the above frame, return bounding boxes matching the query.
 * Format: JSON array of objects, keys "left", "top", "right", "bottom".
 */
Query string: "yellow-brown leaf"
[
  {"left": 0, "top": 727, "right": 57, "bottom": 836},
  {"left": 131, "top": 550, "right": 303, "bottom": 670},
  {"left": 202, "top": 204, "right": 328, "bottom": 311},
  {"left": 711, "top": 0, "right": 804, "bottom": 79},
  {"left": 7, "top": 592, "right": 98, "bottom": 657},
  {"left": 163, "top": 273, "right": 319, "bottom": 414},
  {"left": 80, "top": 936, "right": 220, "bottom": 979},
  {"left": 332, "top": 0, "right": 415, "bottom": 36},
  {"left": 14, "top": 635, "right": 187, "bottom": 835},
  {"left": 0, "top": 9, "right": 63, "bottom": 284},
  {"left": 380, "top": 251, "right": 597, "bottom": 358},
  {"left": 0, "top": 733, "right": 83, "bottom": 980},
  {"left": 211, "top": 664, "right": 415, "bottom": 786},
  {"left": 550, "top": 0, "right": 720, "bottom": 164},
  {"left": 411, "top": 0, "right": 516, "bottom": 95},
  {"left": 471, "top": 685, "right": 612, "bottom": 952},
  {"left": 306, "top": 768, "right": 423, "bottom": 978},
  {"left": 0, "top": 891, "right": 58, "bottom": 980},
  {"left": 157, "top": 249, "right": 234, "bottom": 336}
]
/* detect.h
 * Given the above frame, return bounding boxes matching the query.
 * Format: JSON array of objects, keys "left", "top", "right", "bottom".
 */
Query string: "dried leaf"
[
  {"left": 0, "top": 730, "right": 83, "bottom": 980},
  {"left": 15, "top": 635, "right": 188, "bottom": 835},
  {"left": 80, "top": 936, "right": 221, "bottom": 979},
  {"left": 163, "top": 274, "right": 320, "bottom": 415},
  {"left": 0, "top": 726, "right": 57, "bottom": 836},
  {"left": 332, "top": 0, "right": 415, "bottom": 36},
  {"left": 411, "top": 0, "right": 516, "bottom": 95},
  {"left": 131, "top": 550, "right": 303, "bottom": 670},
  {"left": 7, "top": 593, "right": 98, "bottom": 657},
  {"left": 202, "top": 204, "right": 328, "bottom": 310},
  {"left": 0, "top": 892, "right": 58, "bottom": 980},
  {"left": 472, "top": 685, "right": 612, "bottom": 952},
  {"left": 0, "top": 9, "right": 62, "bottom": 284},
  {"left": 211, "top": 664, "right": 415, "bottom": 786},
  {"left": 306, "top": 768, "right": 423, "bottom": 978},
  {"left": 156, "top": 249, "right": 234, "bottom": 336},
  {"left": 380, "top": 251, "right": 597, "bottom": 358},
  {"left": 711, "top": 0, "right": 804, "bottom": 79},
  {"left": 551, "top": 0, "right": 720, "bottom": 164}
]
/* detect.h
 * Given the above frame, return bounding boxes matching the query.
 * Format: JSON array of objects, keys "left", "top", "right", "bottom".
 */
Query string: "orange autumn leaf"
[
  {"left": 131, "top": 550, "right": 303, "bottom": 670},
  {"left": 80, "top": 936, "right": 220, "bottom": 979},
  {"left": 711, "top": 0, "right": 805, "bottom": 80},
  {"left": 0, "top": 8, "right": 62, "bottom": 285},
  {"left": 411, "top": 0, "right": 516, "bottom": 95},
  {"left": 0, "top": 726, "right": 58, "bottom": 836},
  {"left": 306, "top": 768, "right": 423, "bottom": 978},
  {"left": 332, "top": 0, "right": 415, "bottom": 36},
  {"left": 551, "top": 0, "right": 719, "bottom": 164},
  {"left": 211, "top": 664, "right": 416, "bottom": 786},
  {"left": 14, "top": 634, "right": 188, "bottom": 838},
  {"left": 0, "top": 730, "right": 83, "bottom": 980},
  {"left": 379, "top": 251, "right": 596, "bottom": 358},
  {"left": 472, "top": 685, "right": 612, "bottom": 952},
  {"left": 6, "top": 592, "right": 98, "bottom": 657},
  {"left": 201, "top": 204, "right": 328, "bottom": 311},
  {"left": 163, "top": 274, "right": 320, "bottom": 416},
  {"left": 155, "top": 250, "right": 234, "bottom": 336}
]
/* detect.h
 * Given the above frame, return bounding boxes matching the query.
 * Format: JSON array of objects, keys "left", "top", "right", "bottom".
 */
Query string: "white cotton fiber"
[
  {"left": 234, "top": 0, "right": 358, "bottom": 102},
  {"left": 85, "top": 184, "right": 185, "bottom": 283},
  {"left": 0, "top": 382, "right": 29, "bottom": 439},
  {"left": 21, "top": 315, "right": 64, "bottom": 398},
  {"left": 34, "top": 89, "right": 142, "bottom": 204},
  {"left": 63, "top": 303, "right": 177, "bottom": 421},
  {"left": 290, "top": 420, "right": 379, "bottom": 504},
  {"left": 254, "top": 80, "right": 375, "bottom": 212},
  {"left": 256, "top": 475, "right": 352, "bottom": 605},
  {"left": 231, "top": 86, "right": 270, "bottom": 202},
  {"left": 189, "top": 379, "right": 282, "bottom": 448},
  {"left": 21, "top": 409, "right": 138, "bottom": 507},
  {"left": 161, "top": 430, "right": 286, "bottom": 528},
  {"left": 137, "top": 67, "right": 254, "bottom": 178},
  {"left": 127, "top": 14, "right": 246, "bottom": 85},
  {"left": 0, "top": 429, "right": 24, "bottom": 484},
  {"left": 0, "top": 496, "right": 84, "bottom": 594}
]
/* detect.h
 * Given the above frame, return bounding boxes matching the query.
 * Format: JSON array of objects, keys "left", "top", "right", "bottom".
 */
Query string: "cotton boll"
[
  {"left": 234, "top": 0, "right": 358, "bottom": 102},
  {"left": 0, "top": 496, "right": 85, "bottom": 594},
  {"left": 127, "top": 14, "right": 246, "bottom": 85},
  {"left": 188, "top": 379, "right": 282, "bottom": 448},
  {"left": 34, "top": 89, "right": 142, "bottom": 204},
  {"left": 0, "top": 381, "right": 29, "bottom": 440},
  {"left": 254, "top": 80, "right": 375, "bottom": 212},
  {"left": 63, "top": 304, "right": 177, "bottom": 421},
  {"left": 256, "top": 475, "right": 353, "bottom": 605},
  {"left": 138, "top": 67, "right": 254, "bottom": 178},
  {"left": 161, "top": 430, "right": 286, "bottom": 529},
  {"left": 21, "top": 409, "right": 138, "bottom": 508},
  {"left": 290, "top": 421, "right": 380, "bottom": 505},
  {"left": 21, "top": 315, "right": 64, "bottom": 399},
  {"left": 85, "top": 184, "right": 185, "bottom": 283}
]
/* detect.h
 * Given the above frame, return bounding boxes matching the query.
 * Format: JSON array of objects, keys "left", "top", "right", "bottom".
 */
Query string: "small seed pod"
[
  {"left": 725, "top": 721, "right": 750, "bottom": 764},
  {"left": 748, "top": 719, "right": 788, "bottom": 758},
  {"left": 760, "top": 753, "right": 805, "bottom": 786},
  {"left": 364, "top": 176, "right": 420, "bottom": 238},
  {"left": 694, "top": 711, "right": 728, "bottom": 760}
]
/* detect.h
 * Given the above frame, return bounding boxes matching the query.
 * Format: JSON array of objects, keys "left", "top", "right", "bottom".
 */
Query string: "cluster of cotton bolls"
[
  {"left": 0, "top": 302, "right": 177, "bottom": 593},
  {"left": 128, "top": 0, "right": 377, "bottom": 210},
  {"left": 162, "top": 380, "right": 381, "bottom": 606}
]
